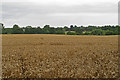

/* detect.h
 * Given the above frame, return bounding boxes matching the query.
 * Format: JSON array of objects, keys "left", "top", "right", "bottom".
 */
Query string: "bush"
[{"left": 67, "top": 31, "right": 76, "bottom": 35}]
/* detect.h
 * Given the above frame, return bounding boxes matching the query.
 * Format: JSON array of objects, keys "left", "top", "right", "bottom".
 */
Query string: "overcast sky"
[{"left": 1, "top": 0, "right": 119, "bottom": 28}]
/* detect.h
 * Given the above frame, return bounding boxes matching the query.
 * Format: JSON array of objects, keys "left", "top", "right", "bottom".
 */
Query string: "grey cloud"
[
  {"left": 2, "top": 2, "right": 117, "bottom": 15},
  {"left": 2, "top": 2, "right": 118, "bottom": 27}
]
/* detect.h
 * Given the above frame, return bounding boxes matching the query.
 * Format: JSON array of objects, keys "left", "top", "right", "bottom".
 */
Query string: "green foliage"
[
  {"left": 24, "top": 26, "right": 33, "bottom": 34},
  {"left": 75, "top": 27, "right": 82, "bottom": 35},
  {"left": 2, "top": 28, "right": 12, "bottom": 34},
  {"left": 70, "top": 25, "right": 74, "bottom": 31},
  {"left": 43, "top": 25, "right": 50, "bottom": 34},
  {"left": 64, "top": 26, "right": 69, "bottom": 31},
  {"left": 105, "top": 30, "right": 114, "bottom": 35},
  {"left": 91, "top": 29, "right": 105, "bottom": 35},
  {"left": 55, "top": 28, "right": 65, "bottom": 34},
  {"left": 83, "top": 31, "right": 91, "bottom": 35},
  {"left": 67, "top": 31, "right": 76, "bottom": 35},
  {"left": 49, "top": 27, "right": 56, "bottom": 34},
  {"left": 12, "top": 24, "right": 24, "bottom": 34},
  {"left": 1, "top": 23, "right": 120, "bottom": 35},
  {"left": 36, "top": 27, "right": 43, "bottom": 34}
]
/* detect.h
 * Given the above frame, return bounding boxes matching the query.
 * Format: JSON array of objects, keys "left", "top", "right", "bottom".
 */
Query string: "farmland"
[{"left": 2, "top": 34, "right": 119, "bottom": 78}]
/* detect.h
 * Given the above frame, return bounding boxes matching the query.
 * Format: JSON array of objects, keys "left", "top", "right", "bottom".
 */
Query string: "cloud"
[
  {"left": 1, "top": 1, "right": 118, "bottom": 27},
  {"left": 2, "top": 0, "right": 119, "bottom": 4}
]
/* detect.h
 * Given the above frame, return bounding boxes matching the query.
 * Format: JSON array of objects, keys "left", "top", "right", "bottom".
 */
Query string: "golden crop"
[{"left": 2, "top": 34, "right": 119, "bottom": 78}]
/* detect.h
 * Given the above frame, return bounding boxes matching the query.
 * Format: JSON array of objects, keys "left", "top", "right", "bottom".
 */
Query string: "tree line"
[{"left": 1, "top": 24, "right": 120, "bottom": 35}]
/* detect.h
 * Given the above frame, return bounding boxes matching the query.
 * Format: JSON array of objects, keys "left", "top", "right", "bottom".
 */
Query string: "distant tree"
[
  {"left": 87, "top": 26, "right": 96, "bottom": 31},
  {"left": 71, "top": 25, "right": 77, "bottom": 31},
  {"left": 113, "top": 25, "right": 119, "bottom": 35},
  {"left": 1, "top": 23, "right": 119, "bottom": 35},
  {"left": 105, "top": 30, "right": 113, "bottom": 35},
  {"left": 55, "top": 27, "right": 65, "bottom": 34},
  {"left": 74, "top": 25, "right": 77, "bottom": 28},
  {"left": 26, "top": 26, "right": 32, "bottom": 29},
  {"left": 91, "top": 29, "right": 104, "bottom": 35},
  {"left": 43, "top": 25, "right": 50, "bottom": 34},
  {"left": 64, "top": 26, "right": 69, "bottom": 31},
  {"left": 75, "top": 27, "right": 82, "bottom": 35},
  {"left": 36, "top": 27, "right": 43, "bottom": 34},
  {"left": 31, "top": 28, "right": 37, "bottom": 34},
  {"left": 70, "top": 25, "right": 74, "bottom": 31},
  {"left": 24, "top": 26, "right": 33, "bottom": 34},
  {"left": 67, "top": 31, "right": 76, "bottom": 35},
  {"left": 49, "top": 27, "right": 56, "bottom": 34},
  {"left": 2, "top": 27, "right": 13, "bottom": 34},
  {"left": 12, "top": 24, "right": 24, "bottom": 34},
  {"left": 83, "top": 31, "right": 91, "bottom": 35}
]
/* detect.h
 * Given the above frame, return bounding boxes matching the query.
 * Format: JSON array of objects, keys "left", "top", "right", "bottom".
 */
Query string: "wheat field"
[{"left": 2, "top": 34, "right": 119, "bottom": 78}]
